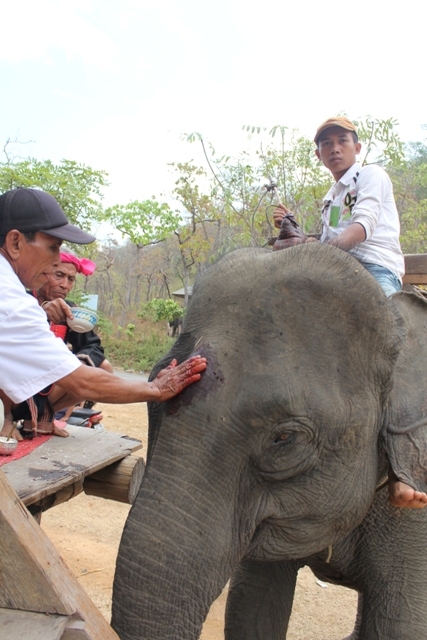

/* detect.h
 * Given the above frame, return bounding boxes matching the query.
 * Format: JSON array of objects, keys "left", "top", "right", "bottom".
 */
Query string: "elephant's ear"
[{"left": 385, "top": 291, "right": 427, "bottom": 493}]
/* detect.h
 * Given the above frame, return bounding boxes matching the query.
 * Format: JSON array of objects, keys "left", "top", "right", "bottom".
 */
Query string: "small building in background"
[{"left": 171, "top": 286, "right": 193, "bottom": 306}]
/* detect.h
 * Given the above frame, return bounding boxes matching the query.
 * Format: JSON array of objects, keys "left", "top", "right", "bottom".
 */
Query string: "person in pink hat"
[
  {"left": 14, "top": 251, "right": 113, "bottom": 430},
  {"left": 35, "top": 251, "right": 113, "bottom": 374}
]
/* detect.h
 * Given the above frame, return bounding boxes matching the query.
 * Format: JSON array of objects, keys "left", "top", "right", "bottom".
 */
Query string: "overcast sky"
[{"left": 0, "top": 0, "right": 425, "bottom": 209}]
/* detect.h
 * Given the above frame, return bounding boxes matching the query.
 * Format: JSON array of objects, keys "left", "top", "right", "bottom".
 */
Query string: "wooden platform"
[
  {"left": 403, "top": 254, "right": 427, "bottom": 284},
  {"left": 2, "top": 426, "right": 142, "bottom": 515},
  {"left": 0, "top": 426, "right": 143, "bottom": 639},
  {"left": 0, "top": 469, "right": 120, "bottom": 640}
]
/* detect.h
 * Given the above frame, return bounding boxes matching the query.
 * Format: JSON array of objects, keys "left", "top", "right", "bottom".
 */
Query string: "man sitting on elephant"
[{"left": 272, "top": 116, "right": 427, "bottom": 510}]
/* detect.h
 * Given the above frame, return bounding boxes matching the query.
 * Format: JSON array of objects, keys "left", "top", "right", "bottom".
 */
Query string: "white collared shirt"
[
  {"left": 320, "top": 162, "right": 405, "bottom": 280},
  {"left": 0, "top": 255, "right": 81, "bottom": 403}
]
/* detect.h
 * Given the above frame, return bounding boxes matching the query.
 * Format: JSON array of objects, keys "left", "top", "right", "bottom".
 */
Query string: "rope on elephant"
[
  {"left": 376, "top": 478, "right": 389, "bottom": 493},
  {"left": 412, "top": 285, "right": 427, "bottom": 299}
]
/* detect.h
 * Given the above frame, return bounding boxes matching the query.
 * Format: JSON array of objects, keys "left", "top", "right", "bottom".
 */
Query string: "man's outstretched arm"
[{"left": 55, "top": 355, "right": 207, "bottom": 405}]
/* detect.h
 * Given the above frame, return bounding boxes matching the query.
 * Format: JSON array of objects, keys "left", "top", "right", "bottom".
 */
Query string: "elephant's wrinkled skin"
[{"left": 112, "top": 244, "right": 427, "bottom": 640}]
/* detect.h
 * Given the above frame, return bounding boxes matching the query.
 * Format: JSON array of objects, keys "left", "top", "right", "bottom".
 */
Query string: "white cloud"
[
  {"left": 0, "top": 0, "right": 118, "bottom": 71},
  {"left": 0, "top": 0, "right": 425, "bottom": 213}
]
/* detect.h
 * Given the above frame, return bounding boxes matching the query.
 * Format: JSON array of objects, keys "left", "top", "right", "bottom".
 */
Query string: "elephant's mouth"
[{"left": 244, "top": 512, "right": 357, "bottom": 561}]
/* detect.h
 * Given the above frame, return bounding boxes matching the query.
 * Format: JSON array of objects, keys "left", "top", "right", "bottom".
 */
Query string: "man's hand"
[
  {"left": 0, "top": 420, "right": 23, "bottom": 441},
  {"left": 273, "top": 211, "right": 309, "bottom": 251},
  {"left": 42, "top": 298, "right": 74, "bottom": 324},
  {"left": 153, "top": 356, "right": 207, "bottom": 401},
  {"left": 273, "top": 203, "right": 293, "bottom": 229},
  {"left": 326, "top": 222, "right": 366, "bottom": 252}
]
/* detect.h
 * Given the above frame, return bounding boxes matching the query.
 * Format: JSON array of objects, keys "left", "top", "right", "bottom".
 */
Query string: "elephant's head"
[{"left": 112, "top": 244, "right": 403, "bottom": 640}]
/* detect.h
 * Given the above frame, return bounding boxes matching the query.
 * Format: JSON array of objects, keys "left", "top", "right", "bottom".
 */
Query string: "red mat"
[{"left": 0, "top": 435, "right": 52, "bottom": 466}]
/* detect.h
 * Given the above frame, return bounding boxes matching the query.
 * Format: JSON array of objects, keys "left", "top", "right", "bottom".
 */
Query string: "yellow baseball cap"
[{"left": 314, "top": 117, "right": 358, "bottom": 145}]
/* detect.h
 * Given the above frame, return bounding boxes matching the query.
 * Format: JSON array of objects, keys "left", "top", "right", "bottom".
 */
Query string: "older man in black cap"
[{"left": 0, "top": 188, "right": 206, "bottom": 439}]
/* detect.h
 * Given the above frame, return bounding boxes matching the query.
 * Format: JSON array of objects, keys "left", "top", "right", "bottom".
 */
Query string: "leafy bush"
[
  {"left": 95, "top": 313, "right": 114, "bottom": 336},
  {"left": 102, "top": 332, "right": 174, "bottom": 372},
  {"left": 139, "top": 299, "right": 184, "bottom": 323},
  {"left": 125, "top": 323, "right": 135, "bottom": 338}
]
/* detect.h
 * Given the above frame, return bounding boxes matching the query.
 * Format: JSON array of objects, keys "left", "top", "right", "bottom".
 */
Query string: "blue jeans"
[{"left": 359, "top": 261, "right": 402, "bottom": 297}]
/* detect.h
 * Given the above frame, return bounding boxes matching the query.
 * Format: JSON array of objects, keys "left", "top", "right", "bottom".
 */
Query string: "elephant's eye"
[{"left": 273, "top": 432, "right": 295, "bottom": 445}]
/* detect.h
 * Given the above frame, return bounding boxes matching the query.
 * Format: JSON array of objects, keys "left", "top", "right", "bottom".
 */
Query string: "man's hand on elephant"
[
  {"left": 152, "top": 356, "right": 207, "bottom": 401},
  {"left": 42, "top": 298, "right": 74, "bottom": 324},
  {"left": 273, "top": 203, "right": 292, "bottom": 229}
]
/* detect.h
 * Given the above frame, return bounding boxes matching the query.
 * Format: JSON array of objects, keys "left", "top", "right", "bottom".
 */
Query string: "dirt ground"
[{"left": 41, "top": 400, "right": 357, "bottom": 639}]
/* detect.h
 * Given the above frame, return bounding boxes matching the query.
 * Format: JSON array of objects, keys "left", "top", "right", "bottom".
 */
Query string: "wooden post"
[
  {"left": 83, "top": 454, "right": 145, "bottom": 504},
  {"left": 0, "top": 469, "right": 119, "bottom": 640},
  {"left": 27, "top": 480, "right": 84, "bottom": 522},
  {"left": 403, "top": 254, "right": 427, "bottom": 284}
]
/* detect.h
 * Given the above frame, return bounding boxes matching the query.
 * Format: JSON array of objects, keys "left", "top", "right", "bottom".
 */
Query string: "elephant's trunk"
[{"left": 112, "top": 443, "right": 246, "bottom": 640}]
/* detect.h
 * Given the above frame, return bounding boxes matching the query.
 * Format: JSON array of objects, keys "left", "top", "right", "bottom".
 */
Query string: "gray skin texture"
[{"left": 112, "top": 244, "right": 427, "bottom": 640}]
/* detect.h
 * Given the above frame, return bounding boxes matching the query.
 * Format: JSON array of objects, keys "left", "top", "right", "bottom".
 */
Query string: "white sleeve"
[
  {"left": 351, "top": 165, "right": 390, "bottom": 240},
  {"left": 0, "top": 291, "right": 81, "bottom": 404}
]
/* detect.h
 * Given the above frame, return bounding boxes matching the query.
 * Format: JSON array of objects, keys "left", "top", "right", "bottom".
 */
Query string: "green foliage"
[
  {"left": 255, "top": 126, "right": 331, "bottom": 235},
  {"left": 95, "top": 313, "right": 114, "bottom": 336},
  {"left": 102, "top": 332, "right": 174, "bottom": 372},
  {"left": 65, "top": 289, "right": 92, "bottom": 307},
  {"left": 188, "top": 126, "right": 331, "bottom": 241},
  {"left": 0, "top": 157, "right": 108, "bottom": 233},
  {"left": 103, "top": 199, "right": 180, "bottom": 247},
  {"left": 169, "top": 161, "right": 221, "bottom": 270},
  {"left": 171, "top": 162, "right": 217, "bottom": 226},
  {"left": 3, "top": 118, "right": 426, "bottom": 329},
  {"left": 187, "top": 118, "right": 407, "bottom": 244},
  {"left": 353, "top": 116, "right": 404, "bottom": 167},
  {"left": 139, "top": 298, "right": 184, "bottom": 322},
  {"left": 390, "top": 138, "right": 427, "bottom": 253},
  {"left": 125, "top": 323, "right": 135, "bottom": 338},
  {"left": 124, "top": 323, "right": 135, "bottom": 338}
]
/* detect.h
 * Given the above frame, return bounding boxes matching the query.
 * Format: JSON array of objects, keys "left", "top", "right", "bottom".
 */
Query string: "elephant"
[{"left": 112, "top": 243, "right": 427, "bottom": 640}]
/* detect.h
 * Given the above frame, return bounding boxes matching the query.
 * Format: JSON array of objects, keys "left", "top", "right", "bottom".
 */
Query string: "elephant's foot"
[
  {"left": 388, "top": 470, "right": 427, "bottom": 509},
  {"left": 341, "top": 592, "right": 362, "bottom": 640}
]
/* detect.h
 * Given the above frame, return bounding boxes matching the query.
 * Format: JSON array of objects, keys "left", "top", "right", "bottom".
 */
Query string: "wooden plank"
[
  {"left": 26, "top": 480, "right": 85, "bottom": 520},
  {"left": 84, "top": 454, "right": 145, "bottom": 504},
  {"left": 402, "top": 274, "right": 427, "bottom": 285},
  {"left": 404, "top": 254, "right": 427, "bottom": 275},
  {"left": 2, "top": 426, "right": 142, "bottom": 506},
  {"left": 0, "top": 471, "right": 119, "bottom": 639},
  {"left": 61, "top": 614, "right": 92, "bottom": 640},
  {"left": 0, "top": 608, "right": 69, "bottom": 640}
]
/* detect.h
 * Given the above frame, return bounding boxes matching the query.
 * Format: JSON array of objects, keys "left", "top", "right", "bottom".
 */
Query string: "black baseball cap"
[{"left": 0, "top": 188, "right": 95, "bottom": 244}]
